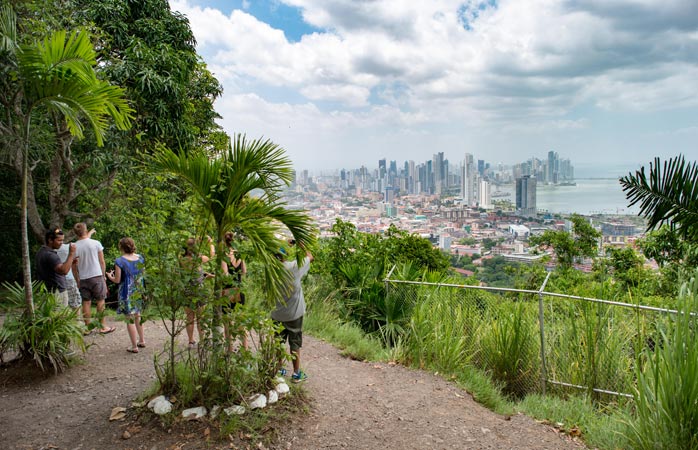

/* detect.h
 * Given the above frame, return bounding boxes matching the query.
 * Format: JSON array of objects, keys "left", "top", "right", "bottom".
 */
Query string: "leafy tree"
[
  {"left": 637, "top": 225, "right": 687, "bottom": 268},
  {"left": 606, "top": 247, "right": 645, "bottom": 288},
  {"left": 529, "top": 214, "right": 601, "bottom": 269},
  {"left": 383, "top": 224, "right": 450, "bottom": 272},
  {"left": 0, "top": 5, "right": 132, "bottom": 313},
  {"left": 73, "top": 0, "right": 223, "bottom": 153}
]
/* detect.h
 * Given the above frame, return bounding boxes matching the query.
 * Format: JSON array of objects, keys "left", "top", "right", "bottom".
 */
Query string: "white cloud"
[{"left": 170, "top": 0, "right": 698, "bottom": 169}]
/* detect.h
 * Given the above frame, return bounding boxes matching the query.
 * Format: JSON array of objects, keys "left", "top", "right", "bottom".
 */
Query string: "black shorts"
[
  {"left": 222, "top": 291, "right": 245, "bottom": 314},
  {"left": 275, "top": 316, "right": 303, "bottom": 352}
]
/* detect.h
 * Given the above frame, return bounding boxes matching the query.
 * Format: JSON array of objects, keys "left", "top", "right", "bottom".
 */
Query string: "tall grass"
[
  {"left": 623, "top": 270, "right": 698, "bottom": 449},
  {"left": 401, "top": 284, "right": 477, "bottom": 373},
  {"left": 477, "top": 300, "right": 539, "bottom": 399},
  {"left": 545, "top": 299, "right": 636, "bottom": 400},
  {"left": 304, "top": 277, "right": 389, "bottom": 362}
]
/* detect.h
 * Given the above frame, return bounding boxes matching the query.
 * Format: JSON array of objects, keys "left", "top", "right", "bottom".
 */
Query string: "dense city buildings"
[{"left": 285, "top": 151, "right": 645, "bottom": 278}]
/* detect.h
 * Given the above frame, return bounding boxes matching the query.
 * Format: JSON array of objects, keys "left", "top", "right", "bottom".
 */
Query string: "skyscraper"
[
  {"left": 479, "top": 179, "right": 491, "bottom": 209},
  {"left": 461, "top": 153, "right": 476, "bottom": 206},
  {"left": 516, "top": 175, "right": 537, "bottom": 216},
  {"left": 433, "top": 152, "right": 445, "bottom": 195}
]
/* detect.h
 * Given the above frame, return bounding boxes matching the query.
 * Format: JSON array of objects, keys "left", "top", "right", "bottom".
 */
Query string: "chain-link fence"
[{"left": 385, "top": 271, "right": 678, "bottom": 400}]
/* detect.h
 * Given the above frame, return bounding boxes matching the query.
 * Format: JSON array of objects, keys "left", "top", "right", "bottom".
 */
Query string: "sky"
[{"left": 169, "top": 0, "right": 698, "bottom": 174}]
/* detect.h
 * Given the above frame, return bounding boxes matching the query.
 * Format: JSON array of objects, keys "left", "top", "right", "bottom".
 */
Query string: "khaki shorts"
[{"left": 79, "top": 275, "right": 107, "bottom": 301}]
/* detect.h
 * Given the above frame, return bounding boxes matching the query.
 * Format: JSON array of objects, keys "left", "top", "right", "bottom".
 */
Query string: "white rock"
[
  {"left": 274, "top": 376, "right": 286, "bottom": 384},
  {"left": 267, "top": 390, "right": 279, "bottom": 404},
  {"left": 152, "top": 399, "right": 172, "bottom": 415},
  {"left": 210, "top": 405, "right": 221, "bottom": 419},
  {"left": 224, "top": 405, "right": 245, "bottom": 416},
  {"left": 249, "top": 394, "right": 267, "bottom": 409},
  {"left": 182, "top": 406, "right": 207, "bottom": 420},
  {"left": 275, "top": 383, "right": 290, "bottom": 396},
  {"left": 147, "top": 395, "right": 167, "bottom": 410}
]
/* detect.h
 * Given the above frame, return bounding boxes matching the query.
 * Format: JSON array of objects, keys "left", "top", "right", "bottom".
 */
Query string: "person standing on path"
[
  {"left": 272, "top": 241, "right": 313, "bottom": 383},
  {"left": 222, "top": 231, "right": 248, "bottom": 352},
  {"left": 106, "top": 237, "right": 146, "bottom": 354},
  {"left": 181, "top": 237, "right": 214, "bottom": 348},
  {"left": 72, "top": 223, "right": 113, "bottom": 334},
  {"left": 57, "top": 228, "right": 95, "bottom": 317},
  {"left": 36, "top": 227, "right": 76, "bottom": 307}
]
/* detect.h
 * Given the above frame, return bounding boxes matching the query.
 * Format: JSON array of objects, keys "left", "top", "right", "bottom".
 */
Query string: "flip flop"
[
  {"left": 137, "top": 342, "right": 146, "bottom": 348},
  {"left": 99, "top": 327, "right": 116, "bottom": 335},
  {"left": 126, "top": 348, "right": 139, "bottom": 353}
]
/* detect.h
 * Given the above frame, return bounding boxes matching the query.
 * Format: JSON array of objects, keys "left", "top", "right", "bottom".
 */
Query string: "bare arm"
[
  {"left": 98, "top": 250, "right": 106, "bottom": 276},
  {"left": 107, "top": 264, "right": 121, "bottom": 284},
  {"left": 55, "top": 244, "right": 76, "bottom": 275}
]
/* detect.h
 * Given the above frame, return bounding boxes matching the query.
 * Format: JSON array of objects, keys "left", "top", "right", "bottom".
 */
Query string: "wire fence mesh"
[{"left": 385, "top": 274, "right": 678, "bottom": 401}]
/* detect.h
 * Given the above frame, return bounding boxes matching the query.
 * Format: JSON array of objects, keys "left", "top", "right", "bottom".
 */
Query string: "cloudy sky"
[{"left": 169, "top": 0, "right": 697, "bottom": 175}]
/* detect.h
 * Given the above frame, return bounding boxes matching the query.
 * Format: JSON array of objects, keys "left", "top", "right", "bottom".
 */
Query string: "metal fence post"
[{"left": 538, "top": 272, "right": 551, "bottom": 395}]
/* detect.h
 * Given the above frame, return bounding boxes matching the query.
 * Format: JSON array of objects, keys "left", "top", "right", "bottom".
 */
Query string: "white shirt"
[
  {"left": 56, "top": 244, "right": 75, "bottom": 281},
  {"left": 74, "top": 238, "right": 104, "bottom": 279}
]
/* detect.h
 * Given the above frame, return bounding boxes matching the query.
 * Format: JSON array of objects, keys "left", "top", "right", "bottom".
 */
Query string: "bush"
[
  {"left": 623, "top": 270, "right": 698, "bottom": 449},
  {"left": 0, "top": 282, "right": 86, "bottom": 373}
]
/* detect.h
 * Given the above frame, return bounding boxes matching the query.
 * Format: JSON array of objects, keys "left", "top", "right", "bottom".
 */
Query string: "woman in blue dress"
[{"left": 106, "top": 237, "right": 146, "bottom": 353}]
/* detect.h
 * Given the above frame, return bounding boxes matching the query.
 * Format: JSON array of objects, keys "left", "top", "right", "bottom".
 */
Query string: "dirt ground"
[{"left": 0, "top": 317, "right": 585, "bottom": 450}]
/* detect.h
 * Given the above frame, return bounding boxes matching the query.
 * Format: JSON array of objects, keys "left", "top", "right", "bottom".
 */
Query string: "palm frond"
[
  {"left": 0, "top": 3, "right": 18, "bottom": 53},
  {"left": 620, "top": 155, "right": 698, "bottom": 241},
  {"left": 17, "top": 29, "right": 133, "bottom": 145}
]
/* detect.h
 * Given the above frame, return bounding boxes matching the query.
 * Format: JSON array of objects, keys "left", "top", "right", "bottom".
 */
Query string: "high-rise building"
[
  {"left": 516, "top": 175, "right": 537, "bottom": 216},
  {"left": 461, "top": 153, "right": 476, "bottom": 206},
  {"left": 408, "top": 160, "right": 416, "bottom": 194},
  {"left": 378, "top": 159, "right": 386, "bottom": 180},
  {"left": 433, "top": 152, "right": 445, "bottom": 195},
  {"left": 479, "top": 179, "right": 491, "bottom": 209}
]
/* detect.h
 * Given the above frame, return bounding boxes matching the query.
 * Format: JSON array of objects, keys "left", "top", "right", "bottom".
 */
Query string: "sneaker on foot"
[
  {"left": 291, "top": 371, "right": 308, "bottom": 383},
  {"left": 278, "top": 368, "right": 288, "bottom": 377}
]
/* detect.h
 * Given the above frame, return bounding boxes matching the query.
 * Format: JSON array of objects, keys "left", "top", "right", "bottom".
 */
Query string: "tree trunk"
[{"left": 21, "top": 116, "right": 34, "bottom": 315}]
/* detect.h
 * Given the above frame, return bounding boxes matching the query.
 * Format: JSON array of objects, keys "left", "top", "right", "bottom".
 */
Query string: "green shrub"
[
  {"left": 623, "top": 270, "right": 698, "bottom": 449},
  {"left": 0, "top": 282, "right": 86, "bottom": 373}
]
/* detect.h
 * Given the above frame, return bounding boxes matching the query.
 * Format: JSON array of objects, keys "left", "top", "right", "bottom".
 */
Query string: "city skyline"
[{"left": 171, "top": 1, "right": 698, "bottom": 171}]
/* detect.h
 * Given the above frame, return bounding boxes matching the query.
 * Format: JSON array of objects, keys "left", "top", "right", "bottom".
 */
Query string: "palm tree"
[
  {"left": 152, "top": 134, "right": 316, "bottom": 308},
  {"left": 620, "top": 155, "right": 698, "bottom": 241},
  {"left": 1, "top": 6, "right": 133, "bottom": 314}
]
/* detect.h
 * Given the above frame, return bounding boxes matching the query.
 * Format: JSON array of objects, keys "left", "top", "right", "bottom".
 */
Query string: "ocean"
[{"left": 494, "top": 178, "right": 639, "bottom": 216}]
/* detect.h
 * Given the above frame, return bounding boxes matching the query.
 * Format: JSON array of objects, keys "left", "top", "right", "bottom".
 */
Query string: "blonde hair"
[{"left": 73, "top": 222, "right": 88, "bottom": 237}]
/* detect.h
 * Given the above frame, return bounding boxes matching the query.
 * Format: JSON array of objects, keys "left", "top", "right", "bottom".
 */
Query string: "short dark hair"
[{"left": 45, "top": 227, "right": 64, "bottom": 244}]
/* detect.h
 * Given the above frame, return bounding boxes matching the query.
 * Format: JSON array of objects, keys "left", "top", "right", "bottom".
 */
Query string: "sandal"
[
  {"left": 99, "top": 327, "right": 116, "bottom": 335},
  {"left": 137, "top": 342, "right": 146, "bottom": 348},
  {"left": 126, "top": 348, "right": 139, "bottom": 353}
]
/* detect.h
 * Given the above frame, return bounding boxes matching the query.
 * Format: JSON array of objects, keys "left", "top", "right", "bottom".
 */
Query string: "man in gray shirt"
[{"left": 271, "top": 244, "right": 313, "bottom": 383}]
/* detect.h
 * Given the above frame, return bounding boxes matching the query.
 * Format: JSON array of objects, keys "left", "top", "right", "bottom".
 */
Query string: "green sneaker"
[{"left": 291, "top": 371, "right": 308, "bottom": 383}]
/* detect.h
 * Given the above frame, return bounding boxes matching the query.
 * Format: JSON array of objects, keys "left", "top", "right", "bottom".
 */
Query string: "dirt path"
[{"left": 0, "top": 317, "right": 583, "bottom": 450}]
